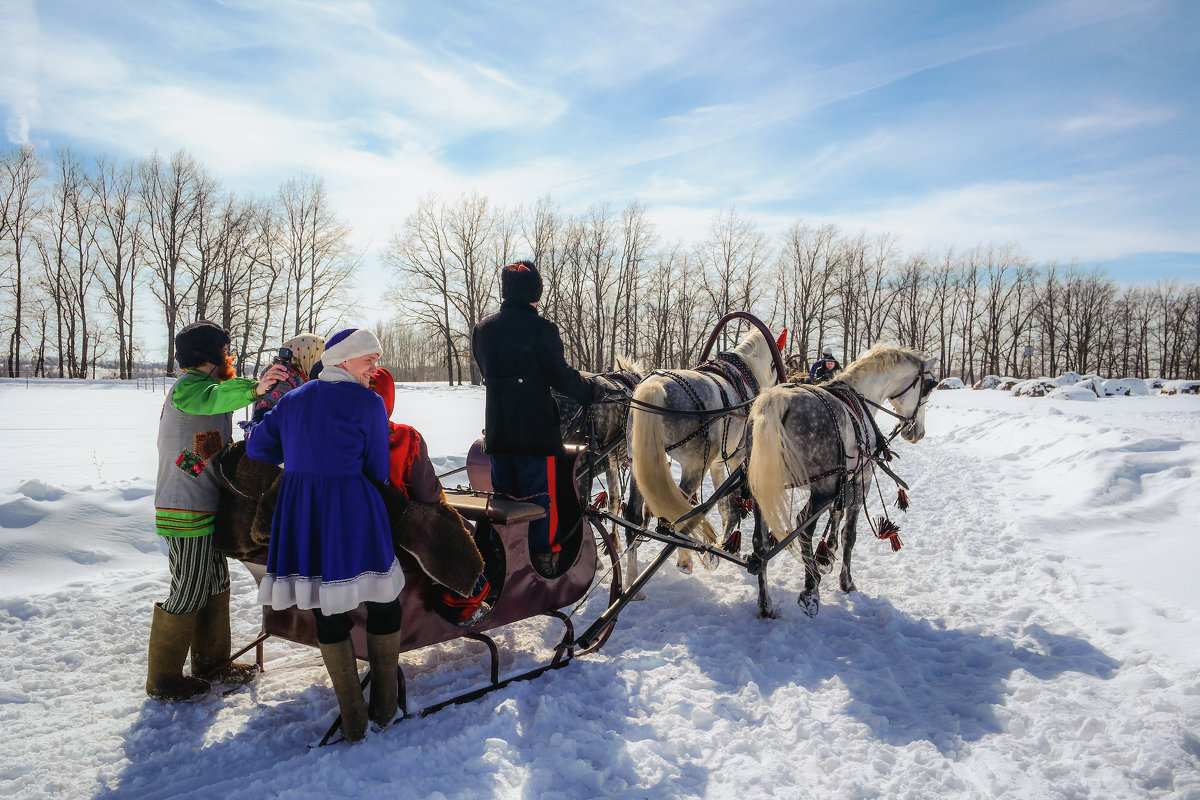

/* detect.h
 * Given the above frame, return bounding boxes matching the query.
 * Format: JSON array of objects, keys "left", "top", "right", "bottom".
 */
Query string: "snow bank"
[{"left": 2, "top": 380, "right": 1200, "bottom": 799}]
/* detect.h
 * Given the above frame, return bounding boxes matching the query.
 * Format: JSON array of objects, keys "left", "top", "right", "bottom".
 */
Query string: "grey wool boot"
[
  {"left": 191, "top": 589, "right": 258, "bottom": 685},
  {"left": 146, "top": 603, "right": 211, "bottom": 701},
  {"left": 366, "top": 630, "right": 403, "bottom": 727},
  {"left": 318, "top": 638, "right": 368, "bottom": 742}
]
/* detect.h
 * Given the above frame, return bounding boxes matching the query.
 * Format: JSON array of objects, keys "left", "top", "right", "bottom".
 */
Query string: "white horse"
[
  {"left": 629, "top": 327, "right": 780, "bottom": 577},
  {"left": 747, "top": 343, "right": 937, "bottom": 618}
]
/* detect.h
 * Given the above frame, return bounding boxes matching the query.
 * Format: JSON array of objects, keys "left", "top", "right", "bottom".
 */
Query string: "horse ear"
[{"left": 923, "top": 357, "right": 938, "bottom": 373}]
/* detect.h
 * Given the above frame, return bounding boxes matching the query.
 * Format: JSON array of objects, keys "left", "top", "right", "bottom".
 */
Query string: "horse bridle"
[{"left": 855, "top": 365, "right": 938, "bottom": 440}]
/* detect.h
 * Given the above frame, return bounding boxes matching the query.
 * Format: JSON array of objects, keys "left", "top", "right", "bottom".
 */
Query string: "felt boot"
[
  {"left": 319, "top": 638, "right": 368, "bottom": 742},
  {"left": 191, "top": 589, "right": 258, "bottom": 685},
  {"left": 366, "top": 630, "right": 403, "bottom": 727},
  {"left": 146, "top": 604, "right": 211, "bottom": 701}
]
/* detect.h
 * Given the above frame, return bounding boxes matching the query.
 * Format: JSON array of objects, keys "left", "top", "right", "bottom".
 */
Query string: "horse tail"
[
  {"left": 630, "top": 378, "right": 718, "bottom": 543},
  {"left": 748, "top": 386, "right": 805, "bottom": 537}
]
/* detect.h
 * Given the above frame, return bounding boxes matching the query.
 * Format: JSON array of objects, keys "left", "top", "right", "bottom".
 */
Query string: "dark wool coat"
[{"left": 472, "top": 301, "right": 599, "bottom": 457}]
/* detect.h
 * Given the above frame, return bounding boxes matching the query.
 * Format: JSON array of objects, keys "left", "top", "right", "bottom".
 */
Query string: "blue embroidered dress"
[{"left": 246, "top": 373, "right": 404, "bottom": 614}]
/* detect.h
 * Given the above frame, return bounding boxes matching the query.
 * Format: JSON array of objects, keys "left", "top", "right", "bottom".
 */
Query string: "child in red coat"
[{"left": 369, "top": 368, "right": 490, "bottom": 624}]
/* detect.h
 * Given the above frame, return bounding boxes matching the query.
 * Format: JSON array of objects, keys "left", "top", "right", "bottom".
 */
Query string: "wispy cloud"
[{"left": 2, "top": 0, "right": 1196, "bottom": 303}]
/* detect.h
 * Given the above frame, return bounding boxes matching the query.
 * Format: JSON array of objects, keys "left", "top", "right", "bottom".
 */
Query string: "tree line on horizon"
[{"left": 3, "top": 145, "right": 1199, "bottom": 384}]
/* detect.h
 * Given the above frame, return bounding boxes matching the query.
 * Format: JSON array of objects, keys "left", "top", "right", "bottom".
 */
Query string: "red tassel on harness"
[
  {"left": 895, "top": 488, "right": 909, "bottom": 512},
  {"left": 775, "top": 329, "right": 788, "bottom": 353},
  {"left": 590, "top": 490, "right": 608, "bottom": 512},
  {"left": 875, "top": 517, "right": 903, "bottom": 552}
]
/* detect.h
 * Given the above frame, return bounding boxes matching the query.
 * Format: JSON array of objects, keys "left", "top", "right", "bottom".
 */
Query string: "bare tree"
[
  {"left": 278, "top": 175, "right": 358, "bottom": 338},
  {"left": 697, "top": 208, "right": 768, "bottom": 351},
  {"left": 1, "top": 145, "right": 43, "bottom": 376},
  {"left": 140, "top": 150, "right": 203, "bottom": 373},
  {"left": 88, "top": 155, "right": 143, "bottom": 379}
]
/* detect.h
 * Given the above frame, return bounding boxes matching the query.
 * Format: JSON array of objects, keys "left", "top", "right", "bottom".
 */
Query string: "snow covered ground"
[{"left": 1, "top": 377, "right": 1199, "bottom": 799}]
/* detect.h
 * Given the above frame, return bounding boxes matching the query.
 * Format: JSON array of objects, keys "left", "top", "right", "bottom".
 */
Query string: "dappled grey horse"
[{"left": 747, "top": 344, "right": 937, "bottom": 618}]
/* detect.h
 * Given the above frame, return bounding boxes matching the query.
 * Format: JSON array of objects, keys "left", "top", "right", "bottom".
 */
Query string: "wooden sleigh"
[{"left": 215, "top": 440, "right": 623, "bottom": 738}]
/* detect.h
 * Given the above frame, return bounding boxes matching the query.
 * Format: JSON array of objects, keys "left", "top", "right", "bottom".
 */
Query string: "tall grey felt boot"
[
  {"left": 191, "top": 589, "right": 258, "bottom": 685},
  {"left": 318, "top": 638, "right": 368, "bottom": 742},
  {"left": 146, "top": 603, "right": 211, "bottom": 701},
  {"left": 367, "top": 630, "right": 403, "bottom": 727}
]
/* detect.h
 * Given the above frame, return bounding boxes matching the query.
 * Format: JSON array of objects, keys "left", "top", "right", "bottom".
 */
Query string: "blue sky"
[{"left": 3, "top": 0, "right": 1198, "bottom": 308}]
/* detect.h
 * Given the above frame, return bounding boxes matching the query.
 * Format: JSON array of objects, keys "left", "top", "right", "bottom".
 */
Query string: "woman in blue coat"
[{"left": 246, "top": 328, "right": 403, "bottom": 741}]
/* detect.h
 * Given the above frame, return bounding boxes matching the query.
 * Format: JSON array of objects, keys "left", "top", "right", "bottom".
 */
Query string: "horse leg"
[
  {"left": 839, "top": 504, "right": 861, "bottom": 593},
  {"left": 674, "top": 465, "right": 707, "bottom": 574},
  {"left": 814, "top": 508, "right": 842, "bottom": 572},
  {"left": 621, "top": 475, "right": 646, "bottom": 601},
  {"left": 796, "top": 495, "right": 831, "bottom": 618},
  {"left": 752, "top": 506, "right": 777, "bottom": 619}
]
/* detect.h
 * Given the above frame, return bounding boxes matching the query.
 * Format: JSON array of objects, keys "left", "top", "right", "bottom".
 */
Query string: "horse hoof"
[
  {"left": 676, "top": 562, "right": 693, "bottom": 575},
  {"left": 699, "top": 552, "right": 719, "bottom": 571},
  {"left": 797, "top": 592, "right": 820, "bottom": 618},
  {"left": 840, "top": 581, "right": 856, "bottom": 593},
  {"left": 758, "top": 606, "right": 779, "bottom": 620}
]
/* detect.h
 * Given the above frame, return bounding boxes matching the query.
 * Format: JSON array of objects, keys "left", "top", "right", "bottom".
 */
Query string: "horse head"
[
  {"left": 883, "top": 350, "right": 936, "bottom": 441},
  {"left": 841, "top": 345, "right": 938, "bottom": 443}
]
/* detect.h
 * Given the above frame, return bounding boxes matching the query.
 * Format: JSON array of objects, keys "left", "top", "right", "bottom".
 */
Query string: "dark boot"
[
  {"left": 366, "top": 630, "right": 402, "bottom": 727},
  {"left": 191, "top": 589, "right": 257, "bottom": 685},
  {"left": 146, "top": 604, "right": 211, "bottom": 701},
  {"left": 318, "top": 638, "right": 368, "bottom": 742}
]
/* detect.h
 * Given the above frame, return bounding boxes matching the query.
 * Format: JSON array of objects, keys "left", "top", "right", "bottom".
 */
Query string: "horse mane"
[
  {"left": 614, "top": 355, "right": 646, "bottom": 376},
  {"left": 840, "top": 342, "right": 923, "bottom": 382},
  {"left": 730, "top": 327, "right": 776, "bottom": 387}
]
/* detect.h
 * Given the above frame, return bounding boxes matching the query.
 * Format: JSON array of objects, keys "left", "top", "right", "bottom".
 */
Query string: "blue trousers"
[{"left": 490, "top": 454, "right": 561, "bottom": 554}]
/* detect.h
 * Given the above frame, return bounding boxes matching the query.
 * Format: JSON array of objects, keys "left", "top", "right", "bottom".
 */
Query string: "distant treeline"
[{"left": 3, "top": 145, "right": 1198, "bottom": 383}]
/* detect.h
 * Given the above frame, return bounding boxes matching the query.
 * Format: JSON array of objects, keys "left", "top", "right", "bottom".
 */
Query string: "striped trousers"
[{"left": 162, "top": 534, "right": 231, "bottom": 614}]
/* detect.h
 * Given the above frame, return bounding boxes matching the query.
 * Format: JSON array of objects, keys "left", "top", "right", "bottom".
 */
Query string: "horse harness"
[{"left": 656, "top": 352, "right": 762, "bottom": 460}]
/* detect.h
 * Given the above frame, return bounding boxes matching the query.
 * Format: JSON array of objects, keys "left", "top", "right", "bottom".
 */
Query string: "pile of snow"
[
  {"left": 936, "top": 377, "right": 964, "bottom": 390},
  {"left": 1049, "top": 384, "right": 1098, "bottom": 402},
  {"left": 1057, "top": 371, "right": 1083, "bottom": 385},
  {"left": 1103, "top": 378, "right": 1149, "bottom": 397},
  {"left": 972, "top": 375, "right": 1002, "bottom": 390},
  {"left": 1074, "top": 376, "right": 1110, "bottom": 397},
  {"left": 2, "top": 379, "right": 1200, "bottom": 798},
  {"left": 1012, "top": 377, "right": 1059, "bottom": 397},
  {"left": 1161, "top": 380, "right": 1200, "bottom": 395}
]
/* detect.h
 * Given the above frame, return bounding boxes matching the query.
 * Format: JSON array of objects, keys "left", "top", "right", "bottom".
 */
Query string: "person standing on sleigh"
[
  {"left": 471, "top": 260, "right": 606, "bottom": 577},
  {"left": 147, "top": 321, "right": 289, "bottom": 702},
  {"left": 368, "top": 367, "right": 491, "bottom": 625}
]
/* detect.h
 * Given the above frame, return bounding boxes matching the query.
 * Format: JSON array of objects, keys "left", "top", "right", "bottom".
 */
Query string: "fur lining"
[{"left": 213, "top": 442, "right": 483, "bottom": 595}]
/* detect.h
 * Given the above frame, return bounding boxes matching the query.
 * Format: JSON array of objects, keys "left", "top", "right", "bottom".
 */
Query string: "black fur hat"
[
  {"left": 176, "top": 321, "right": 230, "bottom": 368},
  {"left": 500, "top": 260, "right": 542, "bottom": 304}
]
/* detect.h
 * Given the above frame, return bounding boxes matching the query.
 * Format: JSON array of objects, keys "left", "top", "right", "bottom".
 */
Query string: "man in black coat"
[{"left": 472, "top": 260, "right": 604, "bottom": 575}]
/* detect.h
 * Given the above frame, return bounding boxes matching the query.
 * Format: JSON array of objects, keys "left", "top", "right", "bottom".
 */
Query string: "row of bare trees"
[
  {"left": 5, "top": 149, "right": 1197, "bottom": 383},
  {"left": 0, "top": 145, "right": 358, "bottom": 378},
  {"left": 385, "top": 193, "right": 1200, "bottom": 383}
]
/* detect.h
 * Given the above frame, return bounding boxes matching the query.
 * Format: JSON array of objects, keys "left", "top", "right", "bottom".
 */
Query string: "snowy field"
[{"left": 1, "top": 377, "right": 1200, "bottom": 799}]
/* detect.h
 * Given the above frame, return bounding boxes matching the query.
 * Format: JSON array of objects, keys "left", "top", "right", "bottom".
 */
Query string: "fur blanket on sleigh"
[{"left": 212, "top": 442, "right": 484, "bottom": 597}]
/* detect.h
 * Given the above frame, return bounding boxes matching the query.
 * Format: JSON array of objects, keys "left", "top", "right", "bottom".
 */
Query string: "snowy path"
[{"left": 1, "top": 382, "right": 1199, "bottom": 798}]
